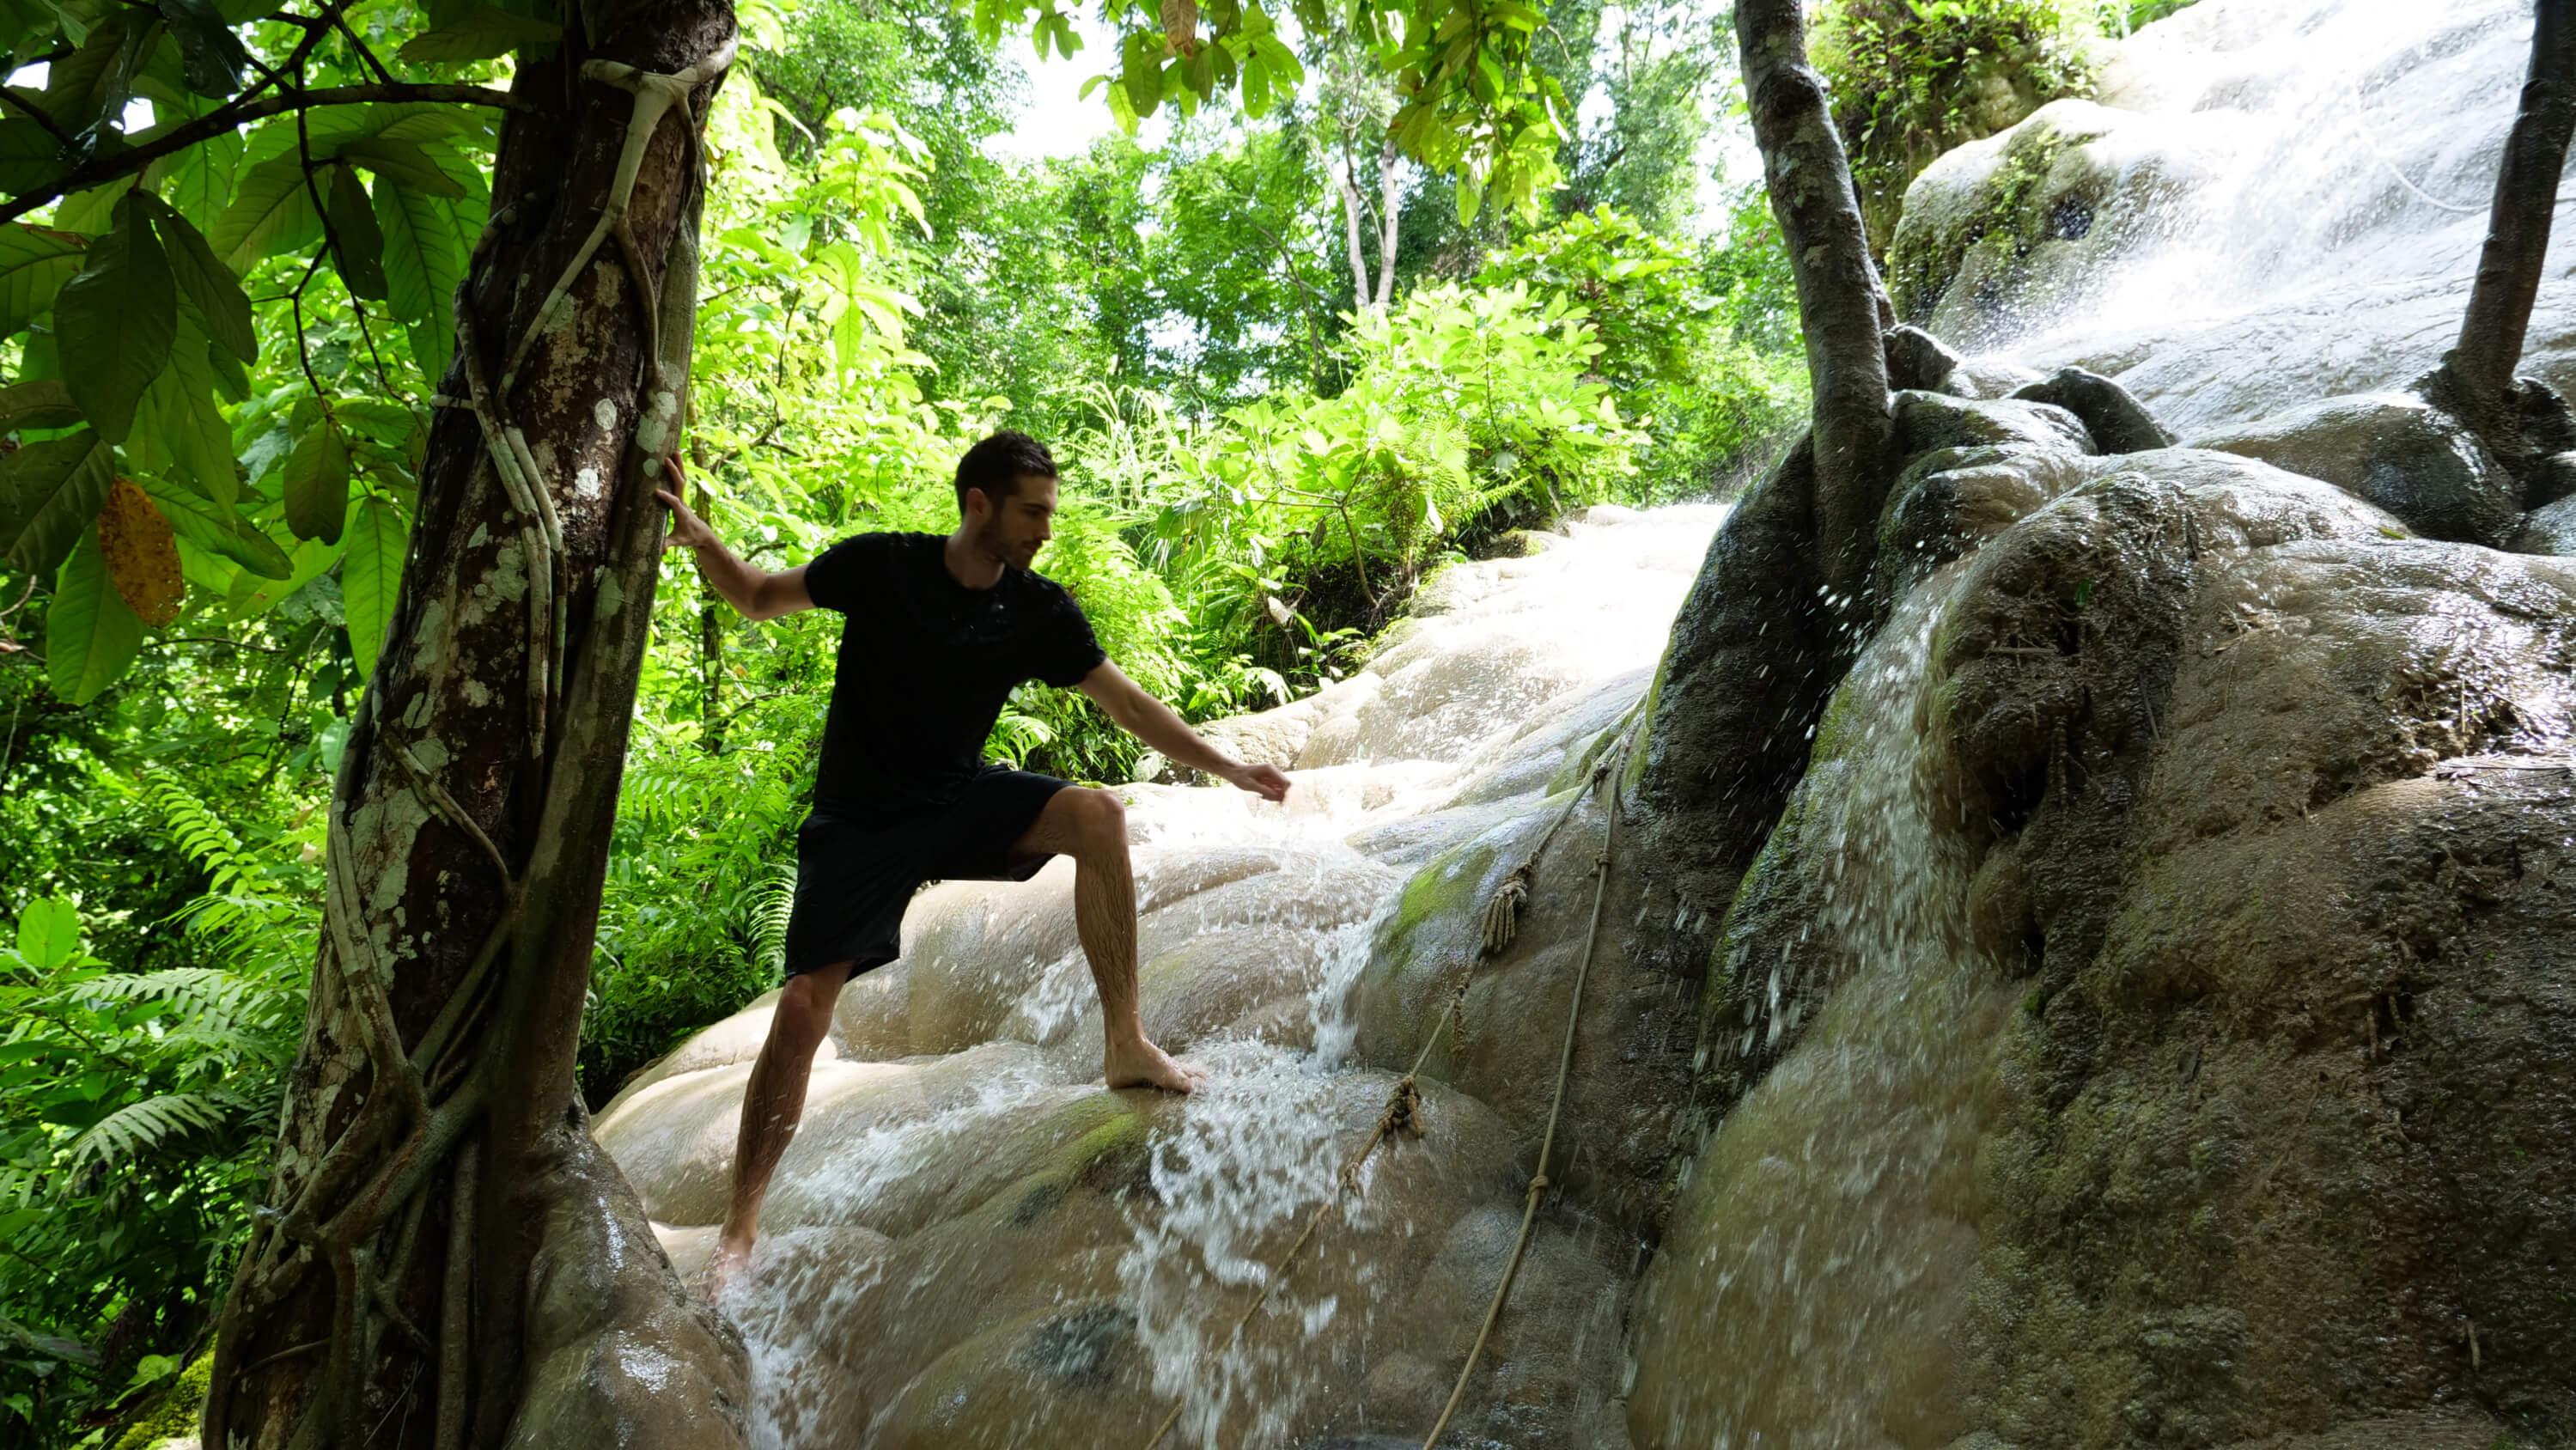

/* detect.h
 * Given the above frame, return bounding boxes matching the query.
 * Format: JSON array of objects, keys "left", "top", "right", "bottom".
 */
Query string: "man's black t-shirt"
[{"left": 801, "top": 532, "right": 1105, "bottom": 818}]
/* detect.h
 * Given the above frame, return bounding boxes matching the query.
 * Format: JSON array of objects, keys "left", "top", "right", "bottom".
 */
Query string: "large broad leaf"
[
  {"left": 325, "top": 164, "right": 388, "bottom": 302},
  {"left": 130, "top": 311, "right": 238, "bottom": 509},
  {"left": 283, "top": 420, "right": 350, "bottom": 544},
  {"left": 43, "top": 14, "right": 144, "bottom": 132},
  {"left": 375, "top": 178, "right": 462, "bottom": 333},
  {"left": 395, "top": 6, "right": 560, "bottom": 62},
  {"left": 0, "top": 223, "right": 83, "bottom": 339},
  {"left": 97, "top": 478, "right": 184, "bottom": 626},
  {"left": 209, "top": 153, "right": 321, "bottom": 271},
  {"left": 155, "top": 0, "right": 249, "bottom": 97},
  {"left": 145, "top": 198, "right": 255, "bottom": 362},
  {"left": 342, "top": 494, "right": 405, "bottom": 679},
  {"left": 338, "top": 138, "right": 466, "bottom": 198},
  {"left": 47, "top": 525, "right": 145, "bottom": 705},
  {"left": 161, "top": 131, "right": 243, "bottom": 232},
  {"left": 0, "top": 378, "right": 79, "bottom": 434},
  {"left": 0, "top": 428, "right": 116, "bottom": 576},
  {"left": 13, "top": 897, "right": 83, "bottom": 972},
  {"left": 0, "top": 117, "right": 69, "bottom": 196},
  {"left": 138, "top": 472, "right": 292, "bottom": 578},
  {"left": 55, "top": 194, "right": 176, "bottom": 443}
]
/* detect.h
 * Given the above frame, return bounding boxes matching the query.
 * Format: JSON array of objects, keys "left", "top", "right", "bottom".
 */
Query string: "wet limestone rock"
[
  {"left": 2011, "top": 365, "right": 2180, "bottom": 454},
  {"left": 1889, "top": 100, "right": 2219, "bottom": 350},
  {"left": 2192, "top": 392, "right": 2520, "bottom": 547},
  {"left": 1632, "top": 449, "right": 2576, "bottom": 1446}
]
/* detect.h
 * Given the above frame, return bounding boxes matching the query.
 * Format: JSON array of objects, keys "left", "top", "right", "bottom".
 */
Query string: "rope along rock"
[{"left": 1136, "top": 710, "right": 1642, "bottom": 1450}]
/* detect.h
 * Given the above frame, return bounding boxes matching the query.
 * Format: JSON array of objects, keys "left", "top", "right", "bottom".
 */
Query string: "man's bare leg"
[
  {"left": 706, "top": 962, "right": 850, "bottom": 1294},
  {"left": 1014, "top": 787, "right": 1204, "bottom": 1092}
]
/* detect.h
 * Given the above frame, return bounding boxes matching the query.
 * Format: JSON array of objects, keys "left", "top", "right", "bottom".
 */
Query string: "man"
[{"left": 653, "top": 430, "right": 1290, "bottom": 1289}]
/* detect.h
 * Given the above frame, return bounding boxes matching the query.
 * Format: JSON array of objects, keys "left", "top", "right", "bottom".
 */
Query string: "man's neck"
[{"left": 941, "top": 528, "right": 1005, "bottom": 591}]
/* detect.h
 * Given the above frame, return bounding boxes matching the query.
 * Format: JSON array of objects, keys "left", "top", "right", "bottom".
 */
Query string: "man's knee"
[
  {"left": 772, "top": 966, "right": 845, "bottom": 1049},
  {"left": 1062, "top": 786, "right": 1127, "bottom": 857}
]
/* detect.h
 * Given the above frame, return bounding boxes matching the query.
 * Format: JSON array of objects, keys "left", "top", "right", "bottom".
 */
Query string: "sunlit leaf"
[
  {"left": 209, "top": 154, "right": 321, "bottom": 271},
  {"left": 338, "top": 137, "right": 467, "bottom": 198},
  {"left": 144, "top": 197, "right": 256, "bottom": 363},
  {"left": 0, "top": 222, "right": 84, "bottom": 339},
  {"left": 137, "top": 472, "right": 292, "bottom": 578},
  {"left": 342, "top": 494, "right": 405, "bottom": 679},
  {"left": 395, "top": 6, "right": 561, "bottom": 62},
  {"left": 14, "top": 897, "right": 83, "bottom": 972},
  {"left": 283, "top": 420, "right": 350, "bottom": 544},
  {"left": 46, "top": 524, "right": 144, "bottom": 704}
]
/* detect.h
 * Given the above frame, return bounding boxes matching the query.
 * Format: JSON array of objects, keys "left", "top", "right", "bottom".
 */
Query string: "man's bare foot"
[
  {"left": 698, "top": 1235, "right": 752, "bottom": 1303},
  {"left": 1105, "top": 1036, "right": 1205, "bottom": 1092}
]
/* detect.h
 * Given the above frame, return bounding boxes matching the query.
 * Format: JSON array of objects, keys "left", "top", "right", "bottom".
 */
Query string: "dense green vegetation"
[
  {"left": 0, "top": 0, "right": 1821, "bottom": 1436},
  {"left": 1812, "top": 0, "right": 2201, "bottom": 249}
]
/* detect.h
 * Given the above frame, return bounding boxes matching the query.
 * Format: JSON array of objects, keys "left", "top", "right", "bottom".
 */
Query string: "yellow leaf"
[
  {"left": 97, "top": 478, "right": 184, "bottom": 627},
  {"left": 1160, "top": 0, "right": 1199, "bottom": 56}
]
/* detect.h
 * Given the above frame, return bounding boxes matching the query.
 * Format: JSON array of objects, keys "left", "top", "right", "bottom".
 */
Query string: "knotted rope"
[{"left": 1135, "top": 711, "right": 1641, "bottom": 1450}]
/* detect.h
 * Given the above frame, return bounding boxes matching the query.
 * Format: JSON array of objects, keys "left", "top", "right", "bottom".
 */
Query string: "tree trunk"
[
  {"left": 1337, "top": 155, "right": 1374, "bottom": 314},
  {"left": 2434, "top": 0, "right": 2576, "bottom": 472},
  {"left": 1735, "top": 0, "right": 1893, "bottom": 611},
  {"left": 1373, "top": 139, "right": 1401, "bottom": 309},
  {"left": 201, "top": 2, "right": 746, "bottom": 1445}
]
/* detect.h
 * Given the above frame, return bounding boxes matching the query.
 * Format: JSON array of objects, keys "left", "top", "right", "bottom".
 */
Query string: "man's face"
[{"left": 970, "top": 473, "right": 1058, "bottom": 570}]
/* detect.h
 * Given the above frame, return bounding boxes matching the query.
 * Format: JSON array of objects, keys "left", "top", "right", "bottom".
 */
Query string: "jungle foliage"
[{"left": 0, "top": 0, "right": 1812, "bottom": 1434}]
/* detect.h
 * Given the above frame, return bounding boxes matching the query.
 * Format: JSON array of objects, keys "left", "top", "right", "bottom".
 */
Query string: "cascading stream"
[{"left": 595, "top": 505, "right": 1726, "bottom": 1448}]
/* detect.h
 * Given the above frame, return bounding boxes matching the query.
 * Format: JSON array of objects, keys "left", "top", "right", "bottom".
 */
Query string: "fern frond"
[
  {"left": 67, "top": 1093, "right": 239, "bottom": 1175},
  {"left": 748, "top": 865, "right": 797, "bottom": 978},
  {"left": 142, "top": 772, "right": 247, "bottom": 888}
]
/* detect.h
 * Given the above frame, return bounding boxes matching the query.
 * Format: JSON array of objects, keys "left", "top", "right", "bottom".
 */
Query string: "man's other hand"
[
  {"left": 654, "top": 456, "right": 716, "bottom": 551},
  {"left": 1221, "top": 763, "right": 1291, "bottom": 802}
]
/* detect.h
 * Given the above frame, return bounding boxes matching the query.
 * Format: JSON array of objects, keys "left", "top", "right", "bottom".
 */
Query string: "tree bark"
[
  {"left": 1735, "top": 0, "right": 1893, "bottom": 611},
  {"left": 1374, "top": 138, "right": 1401, "bottom": 309},
  {"left": 2436, "top": 0, "right": 2576, "bottom": 470},
  {"left": 201, "top": 1, "right": 745, "bottom": 1445}
]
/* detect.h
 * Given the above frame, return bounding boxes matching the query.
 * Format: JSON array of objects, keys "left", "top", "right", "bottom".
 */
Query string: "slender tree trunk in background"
[
  {"left": 1373, "top": 139, "right": 1402, "bottom": 308},
  {"left": 203, "top": 2, "right": 743, "bottom": 1445},
  {"left": 1337, "top": 157, "right": 1374, "bottom": 313},
  {"left": 2437, "top": 0, "right": 2576, "bottom": 469},
  {"left": 1736, "top": 0, "right": 1893, "bottom": 609}
]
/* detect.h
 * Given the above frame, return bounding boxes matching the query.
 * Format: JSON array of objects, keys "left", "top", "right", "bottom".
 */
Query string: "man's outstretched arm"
[
  {"left": 1076, "top": 662, "right": 1291, "bottom": 801},
  {"left": 654, "top": 457, "right": 813, "bottom": 621}
]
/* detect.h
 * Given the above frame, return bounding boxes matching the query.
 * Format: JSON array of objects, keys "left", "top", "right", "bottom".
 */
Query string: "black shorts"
[{"left": 781, "top": 768, "right": 1075, "bottom": 979}]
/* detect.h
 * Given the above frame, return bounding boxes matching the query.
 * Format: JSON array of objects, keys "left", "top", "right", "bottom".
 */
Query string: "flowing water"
[{"left": 595, "top": 505, "right": 1725, "bottom": 1447}]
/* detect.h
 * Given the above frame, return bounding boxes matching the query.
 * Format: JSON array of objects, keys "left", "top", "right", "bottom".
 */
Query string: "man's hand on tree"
[
  {"left": 653, "top": 455, "right": 717, "bottom": 551},
  {"left": 1221, "top": 763, "right": 1292, "bottom": 801}
]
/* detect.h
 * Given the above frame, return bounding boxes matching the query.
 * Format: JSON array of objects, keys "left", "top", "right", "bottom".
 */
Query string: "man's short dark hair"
[{"left": 955, "top": 430, "right": 1057, "bottom": 511}]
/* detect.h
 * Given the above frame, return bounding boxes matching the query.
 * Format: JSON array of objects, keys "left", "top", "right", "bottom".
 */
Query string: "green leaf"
[
  {"left": 325, "top": 164, "right": 388, "bottom": 302},
  {"left": 342, "top": 494, "right": 404, "bottom": 679},
  {"left": 209, "top": 153, "right": 320, "bottom": 271},
  {"left": 0, "top": 428, "right": 115, "bottom": 576},
  {"left": 137, "top": 472, "right": 291, "bottom": 578},
  {"left": 143, "top": 198, "right": 256, "bottom": 363},
  {"left": 0, "top": 222, "right": 83, "bottom": 339},
  {"left": 160, "top": 130, "right": 242, "bottom": 232},
  {"left": 130, "top": 312, "right": 236, "bottom": 508},
  {"left": 155, "top": 0, "right": 250, "bottom": 96},
  {"left": 337, "top": 137, "right": 466, "bottom": 198},
  {"left": 54, "top": 193, "right": 176, "bottom": 444},
  {"left": 375, "top": 178, "right": 462, "bottom": 328},
  {"left": 47, "top": 525, "right": 144, "bottom": 704},
  {"left": 0, "top": 379, "right": 79, "bottom": 434},
  {"left": 282, "top": 420, "right": 350, "bottom": 543},
  {"left": 43, "top": 15, "right": 144, "bottom": 132},
  {"left": 13, "top": 897, "right": 82, "bottom": 971},
  {"left": 394, "top": 5, "right": 560, "bottom": 62},
  {"left": 0, "top": 118, "right": 69, "bottom": 196}
]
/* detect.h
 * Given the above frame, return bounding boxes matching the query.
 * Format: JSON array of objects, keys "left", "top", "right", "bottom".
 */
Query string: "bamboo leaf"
[
  {"left": 55, "top": 194, "right": 176, "bottom": 444},
  {"left": 0, "top": 428, "right": 115, "bottom": 576},
  {"left": 98, "top": 478, "right": 184, "bottom": 626},
  {"left": 282, "top": 421, "right": 350, "bottom": 543},
  {"left": 341, "top": 494, "right": 404, "bottom": 679},
  {"left": 47, "top": 525, "right": 144, "bottom": 704},
  {"left": 394, "top": 6, "right": 560, "bottom": 62}
]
